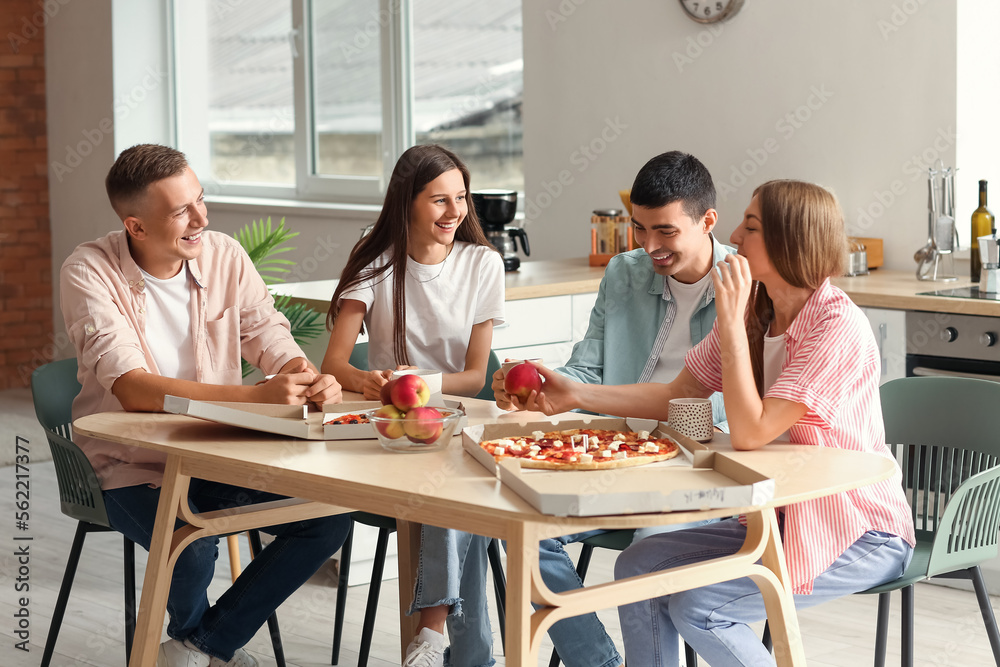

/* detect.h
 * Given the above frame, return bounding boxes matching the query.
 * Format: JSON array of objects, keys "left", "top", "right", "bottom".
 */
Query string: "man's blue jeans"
[{"left": 104, "top": 480, "right": 351, "bottom": 662}]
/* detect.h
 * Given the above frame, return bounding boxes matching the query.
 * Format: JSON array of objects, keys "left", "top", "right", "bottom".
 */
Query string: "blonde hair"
[{"left": 746, "top": 180, "right": 847, "bottom": 394}]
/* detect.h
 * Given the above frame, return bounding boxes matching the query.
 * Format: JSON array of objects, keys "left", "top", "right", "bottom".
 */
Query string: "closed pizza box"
[
  {"left": 163, "top": 396, "right": 466, "bottom": 441},
  {"left": 461, "top": 417, "right": 773, "bottom": 517}
]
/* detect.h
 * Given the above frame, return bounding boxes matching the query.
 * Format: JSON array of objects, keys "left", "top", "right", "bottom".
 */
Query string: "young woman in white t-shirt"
[{"left": 322, "top": 144, "right": 505, "bottom": 667}]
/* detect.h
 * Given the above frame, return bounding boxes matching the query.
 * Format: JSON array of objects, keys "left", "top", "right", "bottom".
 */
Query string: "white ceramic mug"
[
  {"left": 391, "top": 369, "right": 444, "bottom": 407},
  {"left": 668, "top": 398, "right": 714, "bottom": 442}
]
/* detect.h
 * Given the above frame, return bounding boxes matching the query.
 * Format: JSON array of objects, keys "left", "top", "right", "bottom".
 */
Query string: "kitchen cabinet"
[
  {"left": 861, "top": 307, "right": 906, "bottom": 384},
  {"left": 493, "top": 292, "right": 598, "bottom": 367}
]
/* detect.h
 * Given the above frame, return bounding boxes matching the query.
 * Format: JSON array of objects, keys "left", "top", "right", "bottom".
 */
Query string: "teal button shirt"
[{"left": 555, "top": 237, "right": 736, "bottom": 428}]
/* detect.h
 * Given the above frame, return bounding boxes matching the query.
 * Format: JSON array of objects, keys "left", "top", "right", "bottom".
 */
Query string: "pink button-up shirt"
[
  {"left": 685, "top": 279, "right": 916, "bottom": 593},
  {"left": 61, "top": 230, "right": 304, "bottom": 490}
]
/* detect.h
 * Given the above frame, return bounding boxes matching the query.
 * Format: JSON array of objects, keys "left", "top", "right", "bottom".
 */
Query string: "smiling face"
[
  {"left": 408, "top": 168, "right": 467, "bottom": 256},
  {"left": 631, "top": 201, "right": 716, "bottom": 283},
  {"left": 124, "top": 167, "right": 209, "bottom": 279},
  {"left": 730, "top": 195, "right": 777, "bottom": 284}
]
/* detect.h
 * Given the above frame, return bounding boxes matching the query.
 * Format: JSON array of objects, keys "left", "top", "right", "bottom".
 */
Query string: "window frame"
[{"left": 172, "top": 0, "right": 415, "bottom": 205}]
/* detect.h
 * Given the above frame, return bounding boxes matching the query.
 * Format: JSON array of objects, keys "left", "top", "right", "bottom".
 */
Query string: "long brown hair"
[
  {"left": 327, "top": 144, "right": 495, "bottom": 365},
  {"left": 746, "top": 180, "right": 847, "bottom": 395}
]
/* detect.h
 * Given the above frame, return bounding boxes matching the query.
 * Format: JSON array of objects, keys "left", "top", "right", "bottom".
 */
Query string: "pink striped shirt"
[{"left": 685, "top": 279, "right": 916, "bottom": 594}]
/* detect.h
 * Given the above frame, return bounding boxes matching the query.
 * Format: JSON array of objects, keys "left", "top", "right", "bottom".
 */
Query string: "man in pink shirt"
[{"left": 60, "top": 144, "right": 350, "bottom": 667}]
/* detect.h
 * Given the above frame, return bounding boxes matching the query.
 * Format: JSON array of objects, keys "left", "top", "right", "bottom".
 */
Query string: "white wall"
[{"left": 521, "top": 0, "right": 958, "bottom": 270}]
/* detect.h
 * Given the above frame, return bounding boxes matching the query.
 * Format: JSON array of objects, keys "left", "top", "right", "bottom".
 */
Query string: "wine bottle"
[{"left": 971, "top": 180, "right": 995, "bottom": 282}]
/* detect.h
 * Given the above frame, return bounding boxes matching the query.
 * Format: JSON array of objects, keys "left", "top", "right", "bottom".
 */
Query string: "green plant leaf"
[{"left": 235, "top": 216, "right": 300, "bottom": 285}]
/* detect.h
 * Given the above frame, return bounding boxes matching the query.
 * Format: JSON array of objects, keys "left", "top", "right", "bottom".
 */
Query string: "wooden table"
[{"left": 74, "top": 399, "right": 898, "bottom": 666}]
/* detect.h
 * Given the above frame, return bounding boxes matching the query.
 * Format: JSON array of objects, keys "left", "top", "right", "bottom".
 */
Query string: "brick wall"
[{"left": 1, "top": 2, "right": 50, "bottom": 389}]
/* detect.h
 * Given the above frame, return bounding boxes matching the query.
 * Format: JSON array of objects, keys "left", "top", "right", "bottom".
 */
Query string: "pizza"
[
  {"left": 324, "top": 413, "right": 370, "bottom": 425},
  {"left": 479, "top": 428, "right": 680, "bottom": 470}
]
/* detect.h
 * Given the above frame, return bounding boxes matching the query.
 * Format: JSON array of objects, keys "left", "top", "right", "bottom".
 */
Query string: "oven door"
[{"left": 906, "top": 353, "right": 1000, "bottom": 382}]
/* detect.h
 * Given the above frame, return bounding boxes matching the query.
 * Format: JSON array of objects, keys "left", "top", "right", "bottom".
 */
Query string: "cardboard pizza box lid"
[{"left": 164, "top": 396, "right": 466, "bottom": 441}]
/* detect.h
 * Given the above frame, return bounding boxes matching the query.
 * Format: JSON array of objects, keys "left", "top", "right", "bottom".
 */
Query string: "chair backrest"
[
  {"left": 349, "top": 341, "right": 369, "bottom": 372},
  {"left": 475, "top": 350, "right": 502, "bottom": 401},
  {"left": 30, "top": 358, "right": 113, "bottom": 528},
  {"left": 349, "top": 342, "right": 500, "bottom": 402},
  {"left": 880, "top": 376, "right": 1000, "bottom": 576}
]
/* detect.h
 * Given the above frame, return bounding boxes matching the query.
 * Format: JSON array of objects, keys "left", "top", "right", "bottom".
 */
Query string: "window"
[{"left": 174, "top": 0, "right": 523, "bottom": 203}]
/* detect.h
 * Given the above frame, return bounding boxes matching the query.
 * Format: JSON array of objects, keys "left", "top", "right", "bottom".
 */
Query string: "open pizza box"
[
  {"left": 163, "top": 395, "right": 467, "bottom": 441},
  {"left": 462, "top": 417, "right": 774, "bottom": 517}
]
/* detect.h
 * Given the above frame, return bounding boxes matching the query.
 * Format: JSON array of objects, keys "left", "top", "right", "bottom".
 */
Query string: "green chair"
[
  {"left": 862, "top": 376, "right": 1000, "bottom": 667},
  {"left": 32, "top": 359, "right": 287, "bottom": 667},
  {"left": 31, "top": 358, "right": 138, "bottom": 667},
  {"left": 331, "top": 343, "right": 508, "bottom": 666}
]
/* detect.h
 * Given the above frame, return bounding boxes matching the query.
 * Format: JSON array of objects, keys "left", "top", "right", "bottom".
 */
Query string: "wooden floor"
[{"left": 2, "top": 459, "right": 997, "bottom": 667}]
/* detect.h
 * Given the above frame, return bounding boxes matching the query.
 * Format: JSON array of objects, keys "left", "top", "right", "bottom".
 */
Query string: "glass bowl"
[{"left": 366, "top": 406, "right": 464, "bottom": 453}]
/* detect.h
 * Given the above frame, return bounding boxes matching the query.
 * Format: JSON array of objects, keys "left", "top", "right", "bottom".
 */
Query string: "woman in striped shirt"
[{"left": 518, "top": 180, "right": 915, "bottom": 666}]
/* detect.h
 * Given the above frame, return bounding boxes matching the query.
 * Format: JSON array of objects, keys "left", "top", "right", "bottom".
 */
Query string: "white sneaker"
[
  {"left": 209, "top": 648, "right": 259, "bottom": 667},
  {"left": 158, "top": 639, "right": 210, "bottom": 667},
  {"left": 402, "top": 627, "right": 447, "bottom": 667}
]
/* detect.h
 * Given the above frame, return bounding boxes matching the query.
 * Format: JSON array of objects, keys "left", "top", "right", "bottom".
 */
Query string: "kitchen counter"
[
  {"left": 832, "top": 270, "right": 1000, "bottom": 317},
  {"left": 275, "top": 258, "right": 607, "bottom": 311},
  {"left": 276, "top": 259, "right": 1000, "bottom": 317}
]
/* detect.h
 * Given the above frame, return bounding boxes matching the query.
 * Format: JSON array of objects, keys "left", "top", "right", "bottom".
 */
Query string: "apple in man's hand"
[
  {"left": 403, "top": 406, "right": 444, "bottom": 443},
  {"left": 504, "top": 362, "right": 543, "bottom": 401},
  {"left": 390, "top": 374, "right": 430, "bottom": 411},
  {"left": 373, "top": 405, "right": 406, "bottom": 439}
]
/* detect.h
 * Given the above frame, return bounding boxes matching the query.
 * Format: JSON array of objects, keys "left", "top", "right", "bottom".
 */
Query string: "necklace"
[{"left": 407, "top": 244, "right": 453, "bottom": 283}]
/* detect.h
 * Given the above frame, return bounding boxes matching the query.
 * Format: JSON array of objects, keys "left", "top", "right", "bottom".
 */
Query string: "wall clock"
[{"left": 679, "top": 0, "right": 745, "bottom": 24}]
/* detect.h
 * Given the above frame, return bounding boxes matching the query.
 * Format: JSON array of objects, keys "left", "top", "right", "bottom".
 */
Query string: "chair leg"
[
  {"left": 332, "top": 522, "right": 354, "bottom": 665},
  {"left": 901, "top": 584, "right": 914, "bottom": 667},
  {"left": 487, "top": 538, "right": 507, "bottom": 653},
  {"left": 968, "top": 566, "right": 1000, "bottom": 665},
  {"left": 41, "top": 522, "right": 89, "bottom": 667},
  {"left": 123, "top": 536, "right": 137, "bottom": 664},
  {"left": 247, "top": 530, "right": 286, "bottom": 667},
  {"left": 873, "top": 591, "right": 891, "bottom": 667},
  {"left": 684, "top": 641, "right": 699, "bottom": 666},
  {"left": 359, "top": 528, "right": 391, "bottom": 667}
]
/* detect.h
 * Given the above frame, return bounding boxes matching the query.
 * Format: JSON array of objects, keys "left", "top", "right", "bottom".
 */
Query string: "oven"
[{"left": 906, "top": 310, "right": 1000, "bottom": 382}]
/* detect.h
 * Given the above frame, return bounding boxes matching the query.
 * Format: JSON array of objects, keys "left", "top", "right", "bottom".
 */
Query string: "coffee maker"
[
  {"left": 979, "top": 234, "right": 1000, "bottom": 294},
  {"left": 471, "top": 189, "right": 530, "bottom": 271}
]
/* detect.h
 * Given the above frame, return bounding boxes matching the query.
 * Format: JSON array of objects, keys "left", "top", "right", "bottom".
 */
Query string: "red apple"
[
  {"left": 504, "top": 362, "right": 543, "bottom": 401},
  {"left": 379, "top": 378, "right": 398, "bottom": 406},
  {"left": 403, "top": 406, "right": 444, "bottom": 443},
  {"left": 373, "top": 405, "right": 406, "bottom": 439},
  {"left": 390, "top": 374, "right": 430, "bottom": 411}
]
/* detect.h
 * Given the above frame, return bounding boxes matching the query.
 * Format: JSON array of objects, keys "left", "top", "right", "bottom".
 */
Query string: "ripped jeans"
[{"left": 408, "top": 526, "right": 494, "bottom": 667}]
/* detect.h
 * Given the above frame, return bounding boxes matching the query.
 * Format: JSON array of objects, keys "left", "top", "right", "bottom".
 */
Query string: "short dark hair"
[
  {"left": 629, "top": 151, "right": 716, "bottom": 221},
  {"left": 105, "top": 144, "right": 189, "bottom": 218}
]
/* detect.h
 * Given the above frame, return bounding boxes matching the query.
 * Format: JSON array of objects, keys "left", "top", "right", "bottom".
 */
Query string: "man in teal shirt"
[{"left": 492, "top": 150, "right": 734, "bottom": 667}]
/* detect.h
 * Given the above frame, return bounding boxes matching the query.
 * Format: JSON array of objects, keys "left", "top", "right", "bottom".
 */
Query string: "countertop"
[
  {"left": 274, "top": 258, "right": 608, "bottom": 311},
  {"left": 275, "top": 258, "right": 1000, "bottom": 317}
]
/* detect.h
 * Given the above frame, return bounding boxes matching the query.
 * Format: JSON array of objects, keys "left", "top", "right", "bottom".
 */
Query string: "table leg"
[
  {"left": 396, "top": 519, "right": 421, "bottom": 662},
  {"left": 745, "top": 509, "right": 806, "bottom": 667},
  {"left": 129, "top": 455, "right": 190, "bottom": 667},
  {"left": 504, "top": 520, "right": 542, "bottom": 667}
]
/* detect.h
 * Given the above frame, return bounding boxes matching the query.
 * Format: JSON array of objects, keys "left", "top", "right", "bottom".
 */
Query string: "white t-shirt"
[
  {"left": 763, "top": 330, "right": 788, "bottom": 440},
  {"left": 340, "top": 242, "right": 506, "bottom": 373},
  {"left": 648, "top": 271, "right": 713, "bottom": 384},
  {"left": 139, "top": 266, "right": 197, "bottom": 381}
]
